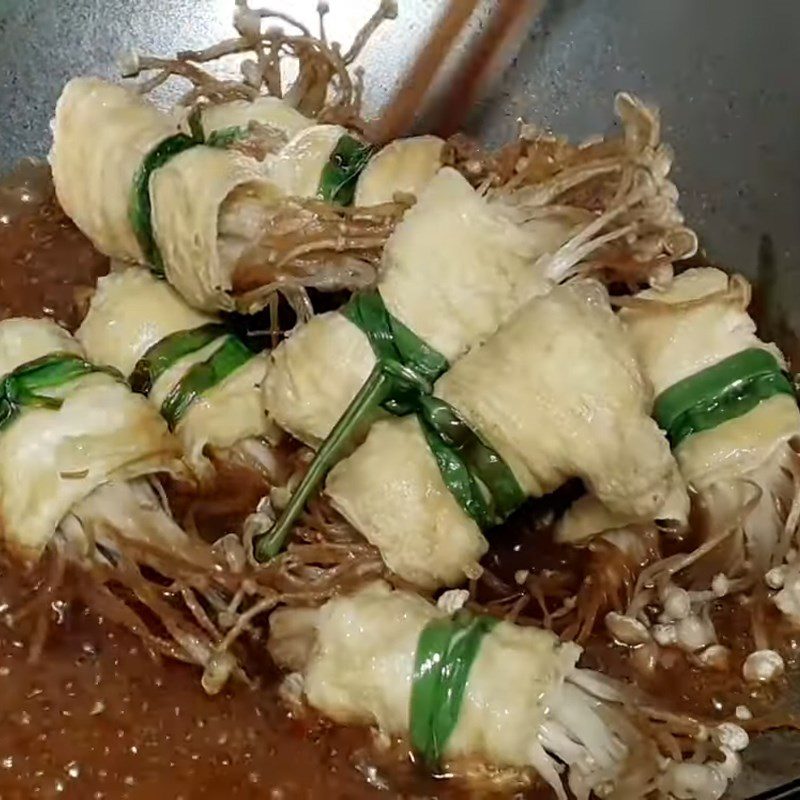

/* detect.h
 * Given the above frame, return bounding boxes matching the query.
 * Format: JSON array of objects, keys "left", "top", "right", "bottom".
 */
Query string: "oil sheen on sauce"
[
  {"left": 0, "top": 167, "right": 553, "bottom": 800},
  {"left": 0, "top": 169, "right": 383, "bottom": 800},
  {"left": 1, "top": 166, "right": 795, "bottom": 800}
]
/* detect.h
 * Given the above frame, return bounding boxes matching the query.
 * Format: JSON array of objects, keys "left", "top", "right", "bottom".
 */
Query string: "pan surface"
[{"left": 1, "top": 2, "right": 799, "bottom": 797}]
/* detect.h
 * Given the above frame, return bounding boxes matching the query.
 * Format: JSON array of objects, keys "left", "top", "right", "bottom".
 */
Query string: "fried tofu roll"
[
  {"left": 325, "top": 282, "right": 686, "bottom": 588},
  {"left": 77, "top": 267, "right": 275, "bottom": 481}
]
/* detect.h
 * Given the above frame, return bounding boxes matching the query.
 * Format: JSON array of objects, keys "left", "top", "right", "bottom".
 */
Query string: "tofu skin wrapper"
[
  {"left": 77, "top": 268, "right": 273, "bottom": 481},
  {"left": 263, "top": 166, "right": 575, "bottom": 447},
  {"left": 327, "top": 281, "right": 685, "bottom": 588},
  {"left": 268, "top": 582, "right": 661, "bottom": 800},
  {"left": 50, "top": 77, "right": 283, "bottom": 313},
  {"left": 618, "top": 267, "right": 800, "bottom": 576},
  {"left": 0, "top": 317, "right": 184, "bottom": 561}
]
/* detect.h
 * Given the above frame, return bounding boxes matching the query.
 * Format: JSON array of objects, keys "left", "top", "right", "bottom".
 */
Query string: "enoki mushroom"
[
  {"left": 474, "top": 528, "right": 661, "bottom": 642},
  {"left": 231, "top": 197, "right": 410, "bottom": 317},
  {"left": 7, "top": 482, "right": 387, "bottom": 696},
  {"left": 123, "top": 0, "right": 398, "bottom": 131},
  {"left": 449, "top": 93, "right": 697, "bottom": 288}
]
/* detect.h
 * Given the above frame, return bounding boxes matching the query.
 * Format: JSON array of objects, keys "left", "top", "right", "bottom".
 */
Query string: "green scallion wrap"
[
  {"left": 129, "top": 323, "right": 228, "bottom": 396},
  {"left": 654, "top": 348, "right": 795, "bottom": 448},
  {"left": 410, "top": 612, "right": 499, "bottom": 768},
  {"left": 160, "top": 335, "right": 256, "bottom": 430},
  {"left": 129, "top": 132, "right": 202, "bottom": 275},
  {"left": 342, "top": 288, "right": 448, "bottom": 388},
  {"left": 255, "top": 282, "right": 527, "bottom": 560},
  {"left": 0, "top": 352, "right": 124, "bottom": 432},
  {"left": 417, "top": 396, "right": 526, "bottom": 529},
  {"left": 344, "top": 289, "right": 524, "bottom": 527},
  {"left": 128, "top": 111, "right": 247, "bottom": 276},
  {"left": 317, "top": 134, "right": 374, "bottom": 206}
]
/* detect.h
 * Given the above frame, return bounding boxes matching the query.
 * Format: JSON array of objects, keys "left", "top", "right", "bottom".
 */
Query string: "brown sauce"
[
  {"left": 165, "top": 458, "right": 273, "bottom": 543},
  {"left": 478, "top": 494, "right": 800, "bottom": 726},
  {"left": 0, "top": 185, "right": 549, "bottom": 799},
  {"left": 0, "top": 178, "right": 108, "bottom": 330},
  {"left": 0, "top": 171, "right": 798, "bottom": 799},
  {"left": 0, "top": 562, "right": 385, "bottom": 800},
  {"left": 0, "top": 191, "right": 384, "bottom": 800}
]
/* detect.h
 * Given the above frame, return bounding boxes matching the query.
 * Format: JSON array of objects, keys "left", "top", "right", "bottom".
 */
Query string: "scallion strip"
[
  {"left": 419, "top": 421, "right": 491, "bottom": 527},
  {"left": 0, "top": 352, "right": 124, "bottom": 432},
  {"left": 254, "top": 358, "right": 432, "bottom": 561},
  {"left": 129, "top": 323, "right": 228, "bottom": 395},
  {"left": 317, "top": 134, "right": 374, "bottom": 206},
  {"left": 256, "top": 287, "right": 525, "bottom": 557},
  {"left": 417, "top": 396, "right": 525, "bottom": 528},
  {"left": 343, "top": 289, "right": 523, "bottom": 522},
  {"left": 160, "top": 335, "right": 255, "bottom": 430},
  {"left": 654, "top": 348, "right": 795, "bottom": 448},
  {"left": 130, "top": 133, "right": 201, "bottom": 275},
  {"left": 129, "top": 109, "right": 247, "bottom": 277},
  {"left": 411, "top": 613, "right": 498, "bottom": 768},
  {"left": 342, "top": 288, "right": 449, "bottom": 388},
  {"left": 205, "top": 125, "right": 247, "bottom": 149}
]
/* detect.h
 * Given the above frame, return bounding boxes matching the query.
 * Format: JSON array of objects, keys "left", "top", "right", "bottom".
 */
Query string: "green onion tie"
[
  {"left": 160, "top": 335, "right": 255, "bottom": 430},
  {"left": 129, "top": 109, "right": 248, "bottom": 276},
  {"left": 342, "top": 288, "right": 448, "bottom": 388},
  {"left": 0, "top": 352, "right": 124, "bottom": 432},
  {"left": 130, "top": 133, "right": 201, "bottom": 275},
  {"left": 130, "top": 323, "right": 228, "bottom": 396},
  {"left": 255, "top": 275, "right": 528, "bottom": 560},
  {"left": 411, "top": 612, "right": 498, "bottom": 768},
  {"left": 317, "top": 134, "right": 374, "bottom": 206},
  {"left": 255, "top": 286, "right": 526, "bottom": 559},
  {"left": 417, "top": 395, "right": 526, "bottom": 529},
  {"left": 254, "top": 359, "right": 431, "bottom": 561},
  {"left": 654, "top": 348, "right": 795, "bottom": 447}
]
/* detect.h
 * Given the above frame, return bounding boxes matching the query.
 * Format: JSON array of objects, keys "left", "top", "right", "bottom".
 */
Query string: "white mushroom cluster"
[
  {"left": 605, "top": 579, "right": 726, "bottom": 663},
  {"left": 659, "top": 722, "right": 749, "bottom": 800}
]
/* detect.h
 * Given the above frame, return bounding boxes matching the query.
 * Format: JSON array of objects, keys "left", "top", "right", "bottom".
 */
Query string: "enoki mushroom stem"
[{"left": 126, "top": 0, "right": 397, "bottom": 127}]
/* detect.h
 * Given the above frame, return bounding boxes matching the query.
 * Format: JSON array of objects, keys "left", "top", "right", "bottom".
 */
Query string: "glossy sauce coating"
[
  {"left": 0, "top": 185, "right": 379, "bottom": 800},
  {"left": 0, "top": 169, "right": 796, "bottom": 800},
  {"left": 0, "top": 176, "right": 548, "bottom": 800}
]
